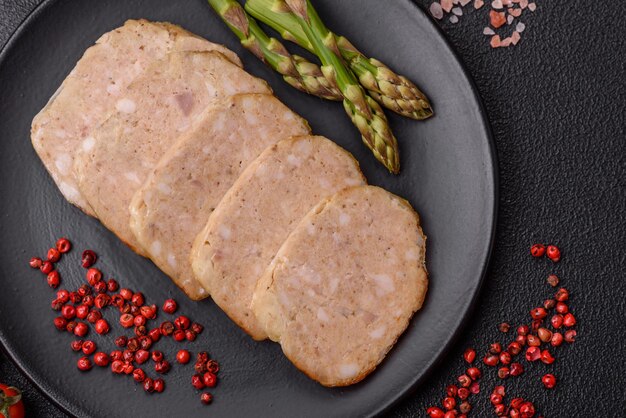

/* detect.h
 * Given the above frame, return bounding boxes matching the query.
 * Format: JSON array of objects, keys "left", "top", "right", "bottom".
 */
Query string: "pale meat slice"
[
  {"left": 129, "top": 94, "right": 310, "bottom": 300},
  {"left": 191, "top": 135, "right": 365, "bottom": 335},
  {"left": 75, "top": 51, "right": 270, "bottom": 254},
  {"left": 251, "top": 185, "right": 428, "bottom": 386},
  {"left": 31, "top": 19, "right": 240, "bottom": 216}
]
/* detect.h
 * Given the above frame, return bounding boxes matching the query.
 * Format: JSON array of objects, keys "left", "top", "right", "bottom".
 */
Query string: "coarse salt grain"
[
  {"left": 429, "top": 0, "right": 538, "bottom": 49},
  {"left": 511, "top": 30, "right": 522, "bottom": 44},
  {"left": 490, "top": 34, "right": 502, "bottom": 48},
  {"left": 430, "top": 2, "right": 444, "bottom": 19}
]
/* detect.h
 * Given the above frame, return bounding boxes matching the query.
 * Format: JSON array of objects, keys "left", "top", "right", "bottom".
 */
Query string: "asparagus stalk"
[
  {"left": 258, "top": 0, "right": 400, "bottom": 173},
  {"left": 245, "top": 0, "right": 433, "bottom": 120},
  {"left": 208, "top": 0, "right": 341, "bottom": 100}
]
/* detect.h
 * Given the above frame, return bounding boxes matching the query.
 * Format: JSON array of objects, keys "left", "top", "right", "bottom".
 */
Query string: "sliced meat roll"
[
  {"left": 129, "top": 94, "right": 310, "bottom": 300},
  {"left": 251, "top": 185, "right": 428, "bottom": 386},
  {"left": 74, "top": 51, "right": 270, "bottom": 253},
  {"left": 31, "top": 19, "right": 240, "bottom": 216},
  {"left": 191, "top": 135, "right": 365, "bottom": 336}
]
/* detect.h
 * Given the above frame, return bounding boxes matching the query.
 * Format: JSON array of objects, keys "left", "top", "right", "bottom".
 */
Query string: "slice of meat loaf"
[
  {"left": 74, "top": 51, "right": 270, "bottom": 254},
  {"left": 251, "top": 185, "right": 428, "bottom": 386},
  {"left": 191, "top": 135, "right": 365, "bottom": 336},
  {"left": 31, "top": 19, "right": 240, "bottom": 216},
  {"left": 129, "top": 94, "right": 310, "bottom": 300}
]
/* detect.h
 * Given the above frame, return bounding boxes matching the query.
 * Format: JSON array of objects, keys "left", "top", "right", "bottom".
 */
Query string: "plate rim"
[
  {"left": 368, "top": 1, "right": 499, "bottom": 415},
  {"left": 0, "top": 0, "right": 499, "bottom": 416}
]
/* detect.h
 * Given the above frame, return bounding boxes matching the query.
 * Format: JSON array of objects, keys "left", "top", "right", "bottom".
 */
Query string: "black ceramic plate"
[{"left": 0, "top": 0, "right": 496, "bottom": 416}]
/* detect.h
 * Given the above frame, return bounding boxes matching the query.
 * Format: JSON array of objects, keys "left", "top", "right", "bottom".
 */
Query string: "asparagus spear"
[
  {"left": 256, "top": 0, "right": 400, "bottom": 173},
  {"left": 208, "top": 0, "right": 341, "bottom": 100},
  {"left": 245, "top": 0, "right": 433, "bottom": 120}
]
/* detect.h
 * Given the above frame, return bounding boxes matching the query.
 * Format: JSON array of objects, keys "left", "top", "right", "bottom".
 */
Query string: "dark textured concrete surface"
[{"left": 0, "top": 0, "right": 624, "bottom": 416}]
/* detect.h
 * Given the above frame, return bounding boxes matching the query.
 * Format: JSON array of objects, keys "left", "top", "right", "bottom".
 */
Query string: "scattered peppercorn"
[
  {"left": 56, "top": 238, "right": 72, "bottom": 253},
  {"left": 563, "top": 313, "right": 576, "bottom": 327},
  {"left": 546, "top": 245, "right": 560, "bottom": 262},
  {"left": 530, "top": 244, "right": 545, "bottom": 257},
  {"left": 47, "top": 270, "right": 61, "bottom": 289},
  {"left": 143, "top": 377, "right": 155, "bottom": 393},
  {"left": 192, "top": 374, "right": 205, "bottom": 390},
  {"left": 95, "top": 319, "right": 110, "bottom": 335},
  {"left": 154, "top": 378, "right": 165, "bottom": 393},
  {"left": 29, "top": 257, "right": 43, "bottom": 269},
  {"left": 174, "top": 315, "right": 191, "bottom": 330},
  {"left": 160, "top": 321, "right": 175, "bottom": 336},
  {"left": 119, "top": 314, "right": 134, "bottom": 328},
  {"left": 31, "top": 240, "right": 227, "bottom": 405},
  {"left": 53, "top": 317, "right": 68, "bottom": 331},
  {"left": 564, "top": 330, "right": 577, "bottom": 343},
  {"left": 200, "top": 392, "right": 213, "bottom": 405},
  {"left": 94, "top": 352, "right": 110, "bottom": 367},
  {"left": 509, "top": 362, "right": 524, "bottom": 376},
  {"left": 133, "top": 368, "right": 146, "bottom": 383},
  {"left": 173, "top": 329, "right": 186, "bottom": 342},
  {"left": 81, "top": 250, "right": 97, "bottom": 268},
  {"left": 555, "top": 288, "right": 569, "bottom": 302},
  {"left": 192, "top": 323, "right": 204, "bottom": 334},
  {"left": 203, "top": 372, "right": 217, "bottom": 388},
  {"left": 47, "top": 248, "right": 61, "bottom": 263},
  {"left": 547, "top": 274, "right": 559, "bottom": 287},
  {"left": 40, "top": 261, "right": 54, "bottom": 274},
  {"left": 530, "top": 307, "right": 547, "bottom": 320},
  {"left": 177, "top": 349, "right": 191, "bottom": 364},
  {"left": 541, "top": 373, "right": 556, "bottom": 389},
  {"left": 77, "top": 356, "right": 92, "bottom": 372}
]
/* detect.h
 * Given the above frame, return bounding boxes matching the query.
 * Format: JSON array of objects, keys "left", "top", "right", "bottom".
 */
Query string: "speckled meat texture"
[
  {"left": 30, "top": 19, "right": 241, "bottom": 216},
  {"left": 74, "top": 51, "right": 270, "bottom": 254},
  {"left": 252, "top": 185, "right": 428, "bottom": 386},
  {"left": 192, "top": 135, "right": 365, "bottom": 336},
  {"left": 130, "top": 94, "right": 309, "bottom": 300}
]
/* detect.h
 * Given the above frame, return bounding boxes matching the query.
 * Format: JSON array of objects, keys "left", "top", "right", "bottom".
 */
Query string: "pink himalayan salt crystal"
[
  {"left": 490, "top": 34, "right": 502, "bottom": 48},
  {"left": 501, "top": 37, "right": 513, "bottom": 47},
  {"left": 502, "top": 0, "right": 512, "bottom": 5},
  {"left": 441, "top": 0, "right": 454, "bottom": 13},
  {"left": 483, "top": 27, "right": 496, "bottom": 35},
  {"left": 475, "top": 0, "right": 485, "bottom": 9},
  {"left": 507, "top": 14, "right": 514, "bottom": 24},
  {"left": 452, "top": 7, "right": 463, "bottom": 16},
  {"left": 430, "top": 2, "right": 444, "bottom": 19},
  {"left": 511, "top": 31, "right": 522, "bottom": 45},
  {"left": 460, "top": 0, "right": 472, "bottom": 5},
  {"left": 528, "top": 2, "right": 537, "bottom": 11},
  {"left": 492, "top": 0, "right": 503, "bottom": 9},
  {"left": 449, "top": 15, "right": 459, "bottom": 23},
  {"left": 516, "top": 22, "right": 526, "bottom": 32},
  {"left": 490, "top": 10, "right": 507, "bottom": 28},
  {"left": 520, "top": 0, "right": 529, "bottom": 8},
  {"left": 509, "top": 8, "right": 522, "bottom": 17}
]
